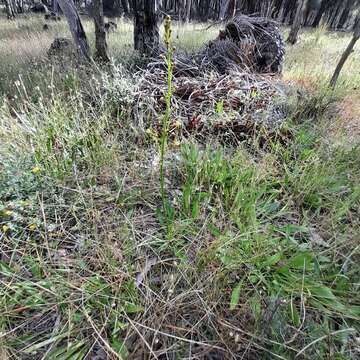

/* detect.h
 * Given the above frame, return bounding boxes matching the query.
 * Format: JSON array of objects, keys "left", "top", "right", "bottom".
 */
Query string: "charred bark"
[
  {"left": 121, "top": 0, "right": 130, "bottom": 15},
  {"left": 219, "top": 0, "right": 236, "bottom": 21},
  {"left": 287, "top": 0, "right": 308, "bottom": 44},
  {"left": 312, "top": 0, "right": 327, "bottom": 27},
  {"left": 185, "top": 0, "right": 192, "bottom": 22},
  {"left": 133, "top": 0, "right": 160, "bottom": 55},
  {"left": 92, "top": 0, "right": 110, "bottom": 63},
  {"left": 4, "top": 0, "right": 16, "bottom": 19}
]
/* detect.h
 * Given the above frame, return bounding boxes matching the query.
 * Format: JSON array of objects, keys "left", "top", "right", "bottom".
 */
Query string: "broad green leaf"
[
  {"left": 262, "top": 252, "right": 282, "bottom": 267},
  {"left": 249, "top": 295, "right": 262, "bottom": 320},
  {"left": 123, "top": 302, "right": 143, "bottom": 314},
  {"left": 0, "top": 261, "right": 14, "bottom": 276},
  {"left": 288, "top": 252, "right": 314, "bottom": 271},
  {"left": 112, "top": 338, "right": 129, "bottom": 359},
  {"left": 230, "top": 281, "right": 243, "bottom": 310},
  {"left": 310, "top": 285, "right": 337, "bottom": 300}
]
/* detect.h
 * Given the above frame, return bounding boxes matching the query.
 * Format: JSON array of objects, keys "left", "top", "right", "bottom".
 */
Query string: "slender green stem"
[{"left": 159, "top": 16, "right": 173, "bottom": 216}]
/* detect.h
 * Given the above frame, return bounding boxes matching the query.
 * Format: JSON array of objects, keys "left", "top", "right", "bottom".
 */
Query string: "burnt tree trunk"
[
  {"left": 219, "top": 0, "right": 229, "bottom": 20},
  {"left": 312, "top": 0, "right": 327, "bottom": 27},
  {"left": 15, "top": 0, "right": 24, "bottom": 13},
  {"left": 287, "top": 0, "right": 308, "bottom": 44},
  {"left": 92, "top": 0, "right": 110, "bottom": 63},
  {"left": 133, "top": 0, "right": 159, "bottom": 55},
  {"left": 185, "top": 0, "right": 192, "bottom": 22},
  {"left": 121, "top": 0, "right": 129, "bottom": 15},
  {"left": 52, "top": 0, "right": 60, "bottom": 14},
  {"left": 219, "top": 0, "right": 236, "bottom": 21},
  {"left": 57, "top": 0, "right": 91, "bottom": 60},
  {"left": 330, "top": 15, "right": 360, "bottom": 88},
  {"left": 4, "top": 0, "right": 16, "bottom": 19}
]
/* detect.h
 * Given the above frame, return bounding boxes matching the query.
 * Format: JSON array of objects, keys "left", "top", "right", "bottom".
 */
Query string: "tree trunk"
[
  {"left": 121, "top": 0, "right": 129, "bottom": 15},
  {"left": 52, "top": 0, "right": 60, "bottom": 14},
  {"left": 92, "top": 0, "right": 110, "bottom": 63},
  {"left": 330, "top": 16, "right": 360, "bottom": 88},
  {"left": 16, "top": 0, "right": 24, "bottom": 13},
  {"left": 219, "top": 0, "right": 229, "bottom": 20},
  {"left": 133, "top": 0, "right": 159, "bottom": 55},
  {"left": 219, "top": 0, "right": 236, "bottom": 20},
  {"left": 337, "top": 0, "right": 352, "bottom": 30},
  {"left": 57, "top": 0, "right": 91, "bottom": 61},
  {"left": 4, "top": 0, "right": 16, "bottom": 19},
  {"left": 287, "top": 0, "right": 308, "bottom": 44},
  {"left": 185, "top": 0, "right": 191, "bottom": 22}
]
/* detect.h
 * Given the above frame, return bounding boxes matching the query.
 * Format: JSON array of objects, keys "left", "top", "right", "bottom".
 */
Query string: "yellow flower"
[
  {"left": 31, "top": 166, "right": 41, "bottom": 174},
  {"left": 173, "top": 139, "right": 181, "bottom": 147},
  {"left": 173, "top": 120, "right": 182, "bottom": 129},
  {"left": 3, "top": 210, "right": 13, "bottom": 216},
  {"left": 2, "top": 225, "right": 10, "bottom": 233},
  {"left": 29, "top": 224, "right": 37, "bottom": 231}
]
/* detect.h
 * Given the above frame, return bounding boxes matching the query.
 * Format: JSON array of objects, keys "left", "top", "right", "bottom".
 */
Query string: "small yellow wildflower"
[
  {"left": 173, "top": 139, "right": 181, "bottom": 147},
  {"left": 3, "top": 210, "right": 13, "bottom": 216},
  {"left": 2, "top": 225, "right": 10, "bottom": 233},
  {"left": 31, "top": 166, "right": 41, "bottom": 174},
  {"left": 173, "top": 120, "right": 182, "bottom": 129},
  {"left": 29, "top": 224, "right": 37, "bottom": 231}
]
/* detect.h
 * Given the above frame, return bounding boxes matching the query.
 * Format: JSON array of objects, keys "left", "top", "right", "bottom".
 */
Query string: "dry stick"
[
  {"left": 82, "top": 308, "right": 122, "bottom": 359},
  {"left": 38, "top": 193, "right": 52, "bottom": 263},
  {"left": 124, "top": 315, "right": 160, "bottom": 359},
  {"left": 295, "top": 328, "right": 356, "bottom": 358},
  {"left": 218, "top": 319, "right": 298, "bottom": 353},
  {"left": 330, "top": 15, "right": 360, "bottom": 88},
  {"left": 130, "top": 320, "right": 226, "bottom": 352},
  {"left": 330, "top": 36, "right": 360, "bottom": 88}
]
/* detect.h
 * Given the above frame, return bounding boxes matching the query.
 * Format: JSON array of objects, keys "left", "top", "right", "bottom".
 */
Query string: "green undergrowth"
[
  {"left": 1, "top": 77, "right": 359, "bottom": 358},
  {"left": 1, "top": 18, "right": 360, "bottom": 360}
]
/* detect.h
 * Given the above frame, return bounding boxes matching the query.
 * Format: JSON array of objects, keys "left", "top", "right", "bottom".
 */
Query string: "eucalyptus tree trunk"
[
  {"left": 219, "top": 0, "right": 236, "bottom": 20},
  {"left": 328, "top": 0, "right": 344, "bottom": 29},
  {"left": 16, "top": 0, "right": 24, "bottom": 13},
  {"left": 330, "top": 15, "right": 360, "bottom": 88},
  {"left": 133, "top": 0, "right": 159, "bottom": 55},
  {"left": 92, "top": 0, "right": 110, "bottom": 63},
  {"left": 312, "top": 0, "right": 325, "bottom": 27},
  {"left": 287, "top": 0, "right": 308, "bottom": 44},
  {"left": 57, "top": 0, "right": 91, "bottom": 61},
  {"left": 4, "top": 0, "right": 16, "bottom": 19},
  {"left": 185, "top": 0, "right": 191, "bottom": 22},
  {"left": 121, "top": 0, "right": 129, "bottom": 15},
  {"left": 219, "top": 0, "right": 229, "bottom": 20},
  {"left": 52, "top": 0, "right": 60, "bottom": 14}
]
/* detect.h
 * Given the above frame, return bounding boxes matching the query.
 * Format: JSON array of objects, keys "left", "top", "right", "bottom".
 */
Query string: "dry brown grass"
[
  {"left": 327, "top": 92, "right": 360, "bottom": 146},
  {"left": 284, "top": 26, "right": 360, "bottom": 89}
]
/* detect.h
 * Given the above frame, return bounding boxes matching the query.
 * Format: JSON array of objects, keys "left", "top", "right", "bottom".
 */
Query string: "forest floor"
[{"left": 0, "top": 15, "right": 360, "bottom": 360}]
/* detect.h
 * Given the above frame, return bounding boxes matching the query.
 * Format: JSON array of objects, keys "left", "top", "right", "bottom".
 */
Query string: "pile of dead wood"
[
  {"left": 148, "top": 15, "right": 285, "bottom": 77},
  {"left": 135, "top": 16, "right": 288, "bottom": 142},
  {"left": 201, "top": 15, "right": 285, "bottom": 74},
  {"left": 135, "top": 69, "right": 289, "bottom": 144}
]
